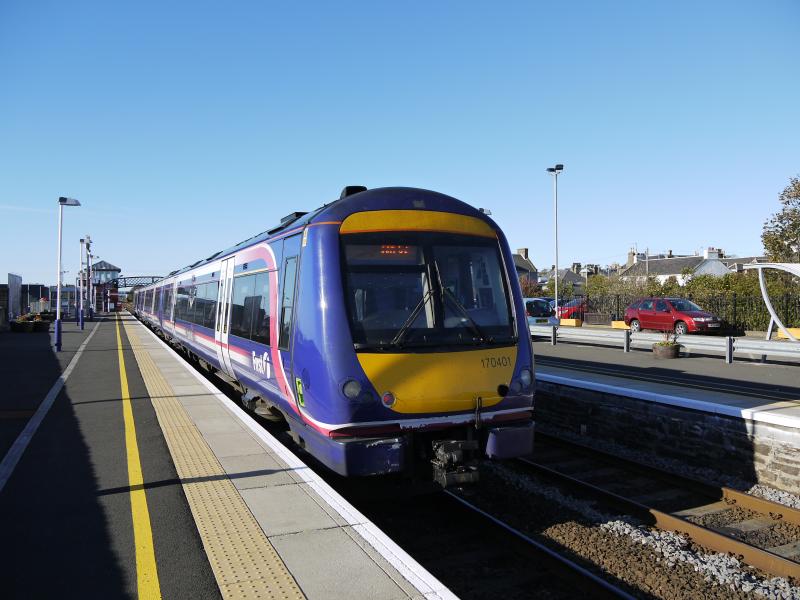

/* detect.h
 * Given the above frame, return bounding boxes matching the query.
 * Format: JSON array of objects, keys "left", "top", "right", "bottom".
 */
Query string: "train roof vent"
[
  {"left": 281, "top": 211, "right": 308, "bottom": 224},
  {"left": 340, "top": 185, "right": 367, "bottom": 199}
]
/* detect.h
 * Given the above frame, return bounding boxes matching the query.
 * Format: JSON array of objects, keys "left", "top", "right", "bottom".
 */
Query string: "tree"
[
  {"left": 518, "top": 276, "right": 539, "bottom": 297},
  {"left": 762, "top": 175, "right": 800, "bottom": 262}
]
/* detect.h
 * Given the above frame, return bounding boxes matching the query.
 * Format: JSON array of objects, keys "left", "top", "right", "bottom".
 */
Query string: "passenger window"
[
  {"left": 231, "top": 274, "right": 256, "bottom": 339},
  {"left": 252, "top": 272, "right": 270, "bottom": 345},
  {"left": 279, "top": 257, "right": 297, "bottom": 349},
  {"left": 656, "top": 300, "right": 669, "bottom": 312},
  {"left": 188, "top": 285, "right": 199, "bottom": 324},
  {"left": 204, "top": 282, "right": 218, "bottom": 329},
  {"left": 639, "top": 299, "right": 654, "bottom": 311},
  {"left": 176, "top": 286, "right": 189, "bottom": 321}
]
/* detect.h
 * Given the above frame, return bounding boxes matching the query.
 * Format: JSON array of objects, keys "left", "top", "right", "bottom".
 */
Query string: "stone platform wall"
[{"left": 535, "top": 380, "right": 800, "bottom": 494}]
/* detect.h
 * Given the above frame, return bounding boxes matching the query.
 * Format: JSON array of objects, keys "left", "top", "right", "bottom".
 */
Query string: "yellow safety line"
[
  {"left": 122, "top": 319, "right": 305, "bottom": 600},
  {"left": 116, "top": 314, "right": 162, "bottom": 600}
]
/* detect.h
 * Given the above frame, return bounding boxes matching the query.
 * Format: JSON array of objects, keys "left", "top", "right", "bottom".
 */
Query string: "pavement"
[
  {"left": 0, "top": 316, "right": 219, "bottom": 599},
  {"left": 0, "top": 314, "right": 454, "bottom": 600}
]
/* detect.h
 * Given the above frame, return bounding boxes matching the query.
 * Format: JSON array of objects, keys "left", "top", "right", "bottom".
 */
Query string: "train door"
[
  {"left": 279, "top": 235, "right": 302, "bottom": 410},
  {"left": 215, "top": 258, "right": 236, "bottom": 378},
  {"left": 166, "top": 280, "right": 176, "bottom": 334},
  {"left": 157, "top": 286, "right": 164, "bottom": 328}
]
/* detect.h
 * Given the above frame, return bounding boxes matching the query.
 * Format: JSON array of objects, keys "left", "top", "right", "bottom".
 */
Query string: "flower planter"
[
  {"left": 33, "top": 321, "right": 50, "bottom": 332},
  {"left": 11, "top": 321, "right": 35, "bottom": 333},
  {"left": 652, "top": 343, "right": 680, "bottom": 359}
]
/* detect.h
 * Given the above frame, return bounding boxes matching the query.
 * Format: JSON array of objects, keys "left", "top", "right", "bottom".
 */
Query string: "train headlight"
[
  {"left": 519, "top": 368, "right": 532, "bottom": 388},
  {"left": 381, "top": 391, "right": 396, "bottom": 408},
  {"left": 342, "top": 379, "right": 362, "bottom": 400}
]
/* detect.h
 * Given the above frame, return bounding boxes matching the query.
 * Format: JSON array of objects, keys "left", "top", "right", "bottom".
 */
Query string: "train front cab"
[{"left": 292, "top": 205, "right": 534, "bottom": 484}]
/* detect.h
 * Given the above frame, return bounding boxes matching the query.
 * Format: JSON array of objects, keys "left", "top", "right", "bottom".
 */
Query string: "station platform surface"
[
  {"left": 534, "top": 339, "right": 800, "bottom": 429},
  {"left": 0, "top": 314, "right": 453, "bottom": 600}
]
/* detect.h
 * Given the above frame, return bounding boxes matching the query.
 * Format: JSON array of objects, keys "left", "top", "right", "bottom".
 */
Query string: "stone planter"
[
  {"left": 11, "top": 321, "right": 35, "bottom": 333},
  {"left": 652, "top": 343, "right": 679, "bottom": 359},
  {"left": 32, "top": 321, "right": 50, "bottom": 332}
]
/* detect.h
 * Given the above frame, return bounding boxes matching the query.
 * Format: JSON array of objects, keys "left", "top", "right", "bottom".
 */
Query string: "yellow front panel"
[
  {"left": 340, "top": 210, "right": 497, "bottom": 238},
  {"left": 357, "top": 347, "right": 518, "bottom": 414}
]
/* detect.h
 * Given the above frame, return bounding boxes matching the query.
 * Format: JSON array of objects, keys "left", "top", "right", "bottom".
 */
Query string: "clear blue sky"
[{"left": 1, "top": 1, "right": 798, "bottom": 284}]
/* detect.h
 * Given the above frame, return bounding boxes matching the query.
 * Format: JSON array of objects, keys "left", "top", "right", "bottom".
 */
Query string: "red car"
[
  {"left": 624, "top": 297, "right": 721, "bottom": 335},
  {"left": 556, "top": 298, "right": 586, "bottom": 320}
]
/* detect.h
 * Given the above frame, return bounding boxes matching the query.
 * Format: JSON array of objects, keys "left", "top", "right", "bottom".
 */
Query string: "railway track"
[
  {"left": 523, "top": 433, "right": 800, "bottom": 581},
  {"left": 350, "top": 486, "right": 637, "bottom": 599},
  {"left": 157, "top": 325, "right": 637, "bottom": 598}
]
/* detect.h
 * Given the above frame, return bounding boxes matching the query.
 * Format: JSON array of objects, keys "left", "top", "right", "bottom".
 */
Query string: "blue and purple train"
[{"left": 133, "top": 186, "right": 534, "bottom": 484}]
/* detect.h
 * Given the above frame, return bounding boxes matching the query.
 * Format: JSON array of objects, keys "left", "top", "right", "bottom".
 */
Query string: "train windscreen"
[{"left": 342, "top": 232, "right": 515, "bottom": 350}]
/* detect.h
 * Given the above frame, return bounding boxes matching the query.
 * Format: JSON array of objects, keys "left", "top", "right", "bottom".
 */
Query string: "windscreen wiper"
[
  {"left": 432, "top": 261, "right": 493, "bottom": 344},
  {"left": 390, "top": 287, "right": 435, "bottom": 348}
]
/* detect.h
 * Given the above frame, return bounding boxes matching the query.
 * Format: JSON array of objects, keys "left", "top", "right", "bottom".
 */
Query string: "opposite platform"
[{"left": 533, "top": 340, "right": 800, "bottom": 493}]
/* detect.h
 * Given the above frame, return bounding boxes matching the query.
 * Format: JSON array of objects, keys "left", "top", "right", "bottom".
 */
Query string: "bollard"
[
  {"left": 551, "top": 325, "right": 557, "bottom": 346},
  {"left": 623, "top": 329, "right": 631, "bottom": 353},
  {"left": 725, "top": 336, "right": 734, "bottom": 364}
]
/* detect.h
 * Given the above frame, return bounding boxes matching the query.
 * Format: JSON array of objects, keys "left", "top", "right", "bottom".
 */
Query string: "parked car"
[
  {"left": 556, "top": 298, "right": 586, "bottom": 320},
  {"left": 624, "top": 297, "right": 722, "bottom": 335},
  {"left": 524, "top": 297, "right": 558, "bottom": 326}
]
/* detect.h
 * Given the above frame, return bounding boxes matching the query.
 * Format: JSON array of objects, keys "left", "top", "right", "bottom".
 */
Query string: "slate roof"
[
  {"left": 91, "top": 260, "right": 121, "bottom": 272},
  {"left": 620, "top": 256, "right": 703, "bottom": 277},
  {"left": 540, "top": 268, "right": 584, "bottom": 284},
  {"left": 720, "top": 256, "right": 767, "bottom": 267},
  {"left": 513, "top": 253, "right": 537, "bottom": 274}
]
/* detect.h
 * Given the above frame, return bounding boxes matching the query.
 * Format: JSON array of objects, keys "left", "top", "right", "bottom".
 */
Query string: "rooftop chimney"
[
  {"left": 667, "top": 249, "right": 673, "bottom": 258},
  {"left": 517, "top": 248, "right": 529, "bottom": 259},
  {"left": 627, "top": 249, "right": 637, "bottom": 267},
  {"left": 703, "top": 247, "right": 721, "bottom": 260}
]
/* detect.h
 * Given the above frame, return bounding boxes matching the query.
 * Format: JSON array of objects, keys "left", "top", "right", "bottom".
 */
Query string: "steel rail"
[
  {"left": 521, "top": 438, "right": 800, "bottom": 579},
  {"left": 443, "top": 490, "right": 638, "bottom": 599},
  {"left": 538, "top": 432, "right": 800, "bottom": 527}
]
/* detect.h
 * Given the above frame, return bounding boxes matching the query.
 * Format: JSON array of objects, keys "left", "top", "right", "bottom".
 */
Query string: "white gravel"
[
  {"left": 490, "top": 462, "right": 800, "bottom": 599},
  {"left": 600, "top": 520, "right": 800, "bottom": 598}
]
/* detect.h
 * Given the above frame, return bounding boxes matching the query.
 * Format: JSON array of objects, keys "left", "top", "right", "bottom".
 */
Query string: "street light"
[
  {"left": 78, "top": 235, "right": 91, "bottom": 329},
  {"left": 56, "top": 196, "right": 81, "bottom": 351},
  {"left": 546, "top": 164, "right": 564, "bottom": 321},
  {"left": 88, "top": 253, "right": 97, "bottom": 319}
]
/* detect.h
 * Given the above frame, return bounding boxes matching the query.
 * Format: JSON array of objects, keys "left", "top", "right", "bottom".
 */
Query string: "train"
[{"left": 133, "top": 186, "right": 534, "bottom": 485}]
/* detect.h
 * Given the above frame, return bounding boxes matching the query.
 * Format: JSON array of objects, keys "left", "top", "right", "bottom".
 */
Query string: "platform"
[
  {"left": 533, "top": 339, "right": 800, "bottom": 494},
  {"left": 0, "top": 314, "right": 454, "bottom": 600},
  {"left": 534, "top": 340, "right": 800, "bottom": 429}
]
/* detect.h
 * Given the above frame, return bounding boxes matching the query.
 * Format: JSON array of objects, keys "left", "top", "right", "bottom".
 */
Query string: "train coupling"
[{"left": 431, "top": 439, "right": 480, "bottom": 487}]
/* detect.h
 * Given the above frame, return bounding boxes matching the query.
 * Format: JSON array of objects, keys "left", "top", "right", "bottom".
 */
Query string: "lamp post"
[
  {"left": 78, "top": 239, "right": 84, "bottom": 328},
  {"left": 546, "top": 164, "right": 564, "bottom": 321},
  {"left": 88, "top": 252, "right": 95, "bottom": 319},
  {"left": 56, "top": 197, "right": 81, "bottom": 351}
]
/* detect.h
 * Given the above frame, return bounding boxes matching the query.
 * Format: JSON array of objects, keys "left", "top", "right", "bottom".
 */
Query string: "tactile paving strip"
[{"left": 123, "top": 322, "right": 305, "bottom": 600}]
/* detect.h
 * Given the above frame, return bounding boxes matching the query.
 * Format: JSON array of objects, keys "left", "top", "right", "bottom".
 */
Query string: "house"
[
  {"left": 620, "top": 247, "right": 766, "bottom": 284},
  {"left": 513, "top": 248, "right": 538, "bottom": 285},
  {"left": 89, "top": 260, "right": 122, "bottom": 284},
  {"left": 540, "top": 263, "right": 586, "bottom": 295}
]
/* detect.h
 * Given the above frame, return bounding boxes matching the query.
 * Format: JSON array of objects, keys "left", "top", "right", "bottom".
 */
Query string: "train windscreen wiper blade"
[
  {"left": 432, "top": 260, "right": 493, "bottom": 344},
  {"left": 390, "top": 288, "right": 434, "bottom": 348}
]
